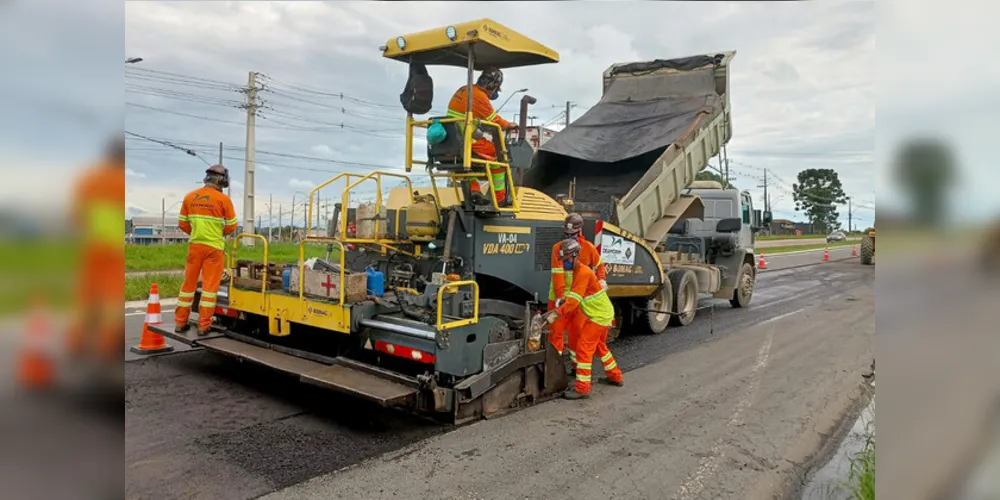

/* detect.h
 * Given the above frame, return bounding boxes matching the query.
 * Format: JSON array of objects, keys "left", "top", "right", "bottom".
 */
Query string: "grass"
[
  {"left": 761, "top": 239, "right": 857, "bottom": 254},
  {"left": 126, "top": 241, "right": 336, "bottom": 272},
  {"left": 126, "top": 273, "right": 185, "bottom": 301},
  {"left": 848, "top": 433, "right": 875, "bottom": 500}
]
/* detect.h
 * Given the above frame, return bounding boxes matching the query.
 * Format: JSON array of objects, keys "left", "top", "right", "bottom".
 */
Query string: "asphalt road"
[
  {"left": 125, "top": 248, "right": 872, "bottom": 500},
  {"left": 756, "top": 237, "right": 859, "bottom": 248}
]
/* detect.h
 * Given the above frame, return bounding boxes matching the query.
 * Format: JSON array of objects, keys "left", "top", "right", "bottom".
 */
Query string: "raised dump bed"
[{"left": 523, "top": 51, "right": 735, "bottom": 245}]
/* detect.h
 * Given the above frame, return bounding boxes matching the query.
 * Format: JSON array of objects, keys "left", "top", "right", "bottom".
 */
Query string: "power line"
[{"left": 124, "top": 131, "right": 211, "bottom": 165}]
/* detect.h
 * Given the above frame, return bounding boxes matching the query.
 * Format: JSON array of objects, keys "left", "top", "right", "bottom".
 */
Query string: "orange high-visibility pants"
[
  {"left": 69, "top": 247, "right": 125, "bottom": 360},
  {"left": 573, "top": 316, "right": 623, "bottom": 395},
  {"left": 547, "top": 300, "right": 580, "bottom": 365},
  {"left": 175, "top": 243, "right": 225, "bottom": 331},
  {"left": 471, "top": 141, "right": 507, "bottom": 203}
]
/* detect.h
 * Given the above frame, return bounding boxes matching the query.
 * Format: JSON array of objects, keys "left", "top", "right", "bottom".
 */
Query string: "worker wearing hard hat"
[
  {"left": 544, "top": 238, "right": 623, "bottom": 399},
  {"left": 548, "top": 213, "right": 607, "bottom": 368},
  {"left": 446, "top": 66, "right": 518, "bottom": 207},
  {"left": 174, "top": 165, "right": 238, "bottom": 335}
]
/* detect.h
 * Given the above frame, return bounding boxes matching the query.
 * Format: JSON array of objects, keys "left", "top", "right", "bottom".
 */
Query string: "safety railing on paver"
[
  {"left": 229, "top": 234, "right": 269, "bottom": 313},
  {"left": 305, "top": 171, "right": 422, "bottom": 256},
  {"left": 297, "top": 240, "right": 346, "bottom": 304},
  {"left": 435, "top": 280, "right": 479, "bottom": 331},
  {"left": 406, "top": 114, "right": 520, "bottom": 213}
]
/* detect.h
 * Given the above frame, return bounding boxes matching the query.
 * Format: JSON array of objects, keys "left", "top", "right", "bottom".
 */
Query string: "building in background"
[
  {"left": 507, "top": 125, "right": 559, "bottom": 150},
  {"left": 127, "top": 216, "right": 189, "bottom": 245}
]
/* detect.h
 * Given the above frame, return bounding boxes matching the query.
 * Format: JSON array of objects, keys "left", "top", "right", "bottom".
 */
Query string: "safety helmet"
[
  {"left": 559, "top": 238, "right": 582, "bottom": 261},
  {"left": 563, "top": 213, "right": 584, "bottom": 237},
  {"left": 476, "top": 67, "right": 503, "bottom": 94},
  {"left": 204, "top": 164, "right": 230, "bottom": 188}
]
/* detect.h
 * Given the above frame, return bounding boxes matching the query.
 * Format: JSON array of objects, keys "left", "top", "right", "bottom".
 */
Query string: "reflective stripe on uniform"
[
  {"left": 601, "top": 352, "right": 613, "bottom": 363},
  {"left": 201, "top": 291, "right": 217, "bottom": 299},
  {"left": 566, "top": 291, "right": 584, "bottom": 303},
  {"left": 200, "top": 299, "right": 217, "bottom": 310},
  {"left": 604, "top": 360, "right": 618, "bottom": 372},
  {"left": 548, "top": 271, "right": 574, "bottom": 300},
  {"left": 178, "top": 291, "right": 196, "bottom": 298},
  {"left": 551, "top": 268, "right": 564, "bottom": 274},
  {"left": 176, "top": 298, "right": 194, "bottom": 308},
  {"left": 576, "top": 372, "right": 592, "bottom": 383},
  {"left": 187, "top": 213, "right": 229, "bottom": 250}
]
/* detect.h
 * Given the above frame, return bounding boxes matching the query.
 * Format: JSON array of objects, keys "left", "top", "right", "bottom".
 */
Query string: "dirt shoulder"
[{"left": 263, "top": 283, "right": 875, "bottom": 500}]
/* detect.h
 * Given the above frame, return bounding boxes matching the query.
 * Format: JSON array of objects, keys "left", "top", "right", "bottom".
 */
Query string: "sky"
[{"left": 121, "top": 2, "right": 883, "bottom": 230}]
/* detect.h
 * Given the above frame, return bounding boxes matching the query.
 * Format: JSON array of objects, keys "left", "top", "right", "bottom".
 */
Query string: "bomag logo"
[
  {"left": 194, "top": 194, "right": 211, "bottom": 202},
  {"left": 480, "top": 24, "right": 509, "bottom": 41}
]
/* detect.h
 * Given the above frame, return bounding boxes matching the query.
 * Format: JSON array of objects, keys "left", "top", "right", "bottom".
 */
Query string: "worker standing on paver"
[
  {"left": 446, "top": 66, "right": 516, "bottom": 206},
  {"left": 545, "top": 238, "right": 623, "bottom": 400},
  {"left": 175, "top": 165, "right": 238, "bottom": 335},
  {"left": 548, "top": 213, "right": 607, "bottom": 365},
  {"left": 68, "top": 134, "right": 127, "bottom": 362}
]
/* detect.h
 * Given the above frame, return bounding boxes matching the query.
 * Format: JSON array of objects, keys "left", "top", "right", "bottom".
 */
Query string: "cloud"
[
  {"left": 126, "top": 204, "right": 148, "bottom": 216},
  {"left": 288, "top": 178, "right": 315, "bottom": 190},
  {"left": 125, "top": 168, "right": 146, "bottom": 178},
  {"left": 115, "top": 2, "right": 889, "bottom": 225},
  {"left": 311, "top": 144, "right": 334, "bottom": 156}
]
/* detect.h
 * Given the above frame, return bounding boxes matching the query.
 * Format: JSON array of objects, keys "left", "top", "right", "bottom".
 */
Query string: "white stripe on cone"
[
  {"left": 146, "top": 313, "right": 162, "bottom": 325},
  {"left": 149, "top": 294, "right": 160, "bottom": 303}
]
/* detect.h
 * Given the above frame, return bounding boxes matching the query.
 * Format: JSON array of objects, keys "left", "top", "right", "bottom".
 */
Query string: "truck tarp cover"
[{"left": 538, "top": 59, "right": 720, "bottom": 164}]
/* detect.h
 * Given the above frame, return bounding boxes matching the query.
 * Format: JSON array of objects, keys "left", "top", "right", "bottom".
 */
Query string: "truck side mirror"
[
  {"left": 762, "top": 211, "right": 773, "bottom": 225},
  {"left": 716, "top": 217, "right": 742, "bottom": 233}
]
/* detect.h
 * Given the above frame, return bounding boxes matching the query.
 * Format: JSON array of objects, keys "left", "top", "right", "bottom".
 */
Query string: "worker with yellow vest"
[
  {"left": 446, "top": 66, "right": 517, "bottom": 206},
  {"left": 545, "top": 238, "right": 624, "bottom": 399},
  {"left": 175, "top": 165, "right": 238, "bottom": 335},
  {"left": 548, "top": 213, "right": 607, "bottom": 367}
]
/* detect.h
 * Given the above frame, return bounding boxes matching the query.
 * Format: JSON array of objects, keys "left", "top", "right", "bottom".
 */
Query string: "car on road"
[{"left": 826, "top": 231, "right": 846, "bottom": 243}]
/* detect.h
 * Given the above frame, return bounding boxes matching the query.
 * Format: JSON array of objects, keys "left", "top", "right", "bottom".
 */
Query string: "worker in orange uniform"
[
  {"left": 447, "top": 66, "right": 517, "bottom": 206},
  {"left": 548, "top": 213, "right": 607, "bottom": 369},
  {"left": 175, "top": 165, "right": 238, "bottom": 335},
  {"left": 545, "top": 238, "right": 623, "bottom": 399},
  {"left": 68, "top": 135, "right": 126, "bottom": 361}
]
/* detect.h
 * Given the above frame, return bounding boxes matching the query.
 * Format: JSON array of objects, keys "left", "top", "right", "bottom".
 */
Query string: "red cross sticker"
[{"left": 321, "top": 274, "right": 337, "bottom": 297}]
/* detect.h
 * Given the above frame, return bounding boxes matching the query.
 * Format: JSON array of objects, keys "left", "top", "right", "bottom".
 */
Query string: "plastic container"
[
  {"left": 282, "top": 266, "right": 292, "bottom": 292},
  {"left": 527, "top": 312, "right": 543, "bottom": 351},
  {"left": 366, "top": 266, "right": 385, "bottom": 297}
]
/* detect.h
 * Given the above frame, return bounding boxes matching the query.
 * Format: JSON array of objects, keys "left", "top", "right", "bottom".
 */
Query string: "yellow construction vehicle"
[{"left": 151, "top": 19, "right": 761, "bottom": 422}]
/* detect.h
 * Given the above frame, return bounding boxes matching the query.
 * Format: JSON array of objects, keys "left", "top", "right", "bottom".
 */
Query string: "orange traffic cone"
[
  {"left": 852, "top": 246, "right": 858, "bottom": 257},
  {"left": 130, "top": 283, "right": 174, "bottom": 355},
  {"left": 17, "top": 298, "right": 54, "bottom": 390},
  {"left": 823, "top": 246, "right": 831, "bottom": 262},
  {"left": 757, "top": 252, "right": 768, "bottom": 270}
]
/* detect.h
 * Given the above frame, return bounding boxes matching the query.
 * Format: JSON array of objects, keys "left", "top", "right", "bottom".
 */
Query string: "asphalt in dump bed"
[{"left": 126, "top": 262, "right": 870, "bottom": 500}]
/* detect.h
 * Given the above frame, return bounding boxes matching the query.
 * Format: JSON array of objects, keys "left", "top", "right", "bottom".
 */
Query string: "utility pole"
[
  {"left": 757, "top": 168, "right": 770, "bottom": 212},
  {"left": 847, "top": 196, "right": 853, "bottom": 233},
  {"left": 161, "top": 198, "right": 166, "bottom": 244},
  {"left": 278, "top": 203, "right": 283, "bottom": 242},
  {"left": 243, "top": 72, "right": 258, "bottom": 238},
  {"left": 268, "top": 194, "right": 273, "bottom": 242},
  {"left": 290, "top": 193, "right": 297, "bottom": 235},
  {"left": 219, "top": 142, "right": 229, "bottom": 197},
  {"left": 565, "top": 101, "right": 573, "bottom": 127}
]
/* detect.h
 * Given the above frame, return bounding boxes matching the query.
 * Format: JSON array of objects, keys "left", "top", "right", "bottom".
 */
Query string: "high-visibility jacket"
[
  {"left": 555, "top": 262, "right": 615, "bottom": 327},
  {"left": 75, "top": 161, "right": 125, "bottom": 248},
  {"left": 447, "top": 84, "right": 512, "bottom": 188},
  {"left": 178, "top": 186, "right": 238, "bottom": 250},
  {"left": 549, "top": 235, "right": 606, "bottom": 301}
]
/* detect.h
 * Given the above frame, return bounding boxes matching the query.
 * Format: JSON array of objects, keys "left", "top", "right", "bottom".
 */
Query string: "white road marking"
[{"left": 672, "top": 308, "right": 803, "bottom": 500}]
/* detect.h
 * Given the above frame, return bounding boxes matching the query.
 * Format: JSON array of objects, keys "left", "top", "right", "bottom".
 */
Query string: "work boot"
[
  {"left": 599, "top": 377, "right": 624, "bottom": 387},
  {"left": 197, "top": 328, "right": 212, "bottom": 337},
  {"left": 174, "top": 323, "right": 191, "bottom": 334},
  {"left": 563, "top": 389, "right": 590, "bottom": 400}
]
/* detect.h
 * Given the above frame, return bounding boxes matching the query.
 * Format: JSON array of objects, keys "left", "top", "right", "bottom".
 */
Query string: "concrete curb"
[{"left": 762, "top": 245, "right": 856, "bottom": 257}]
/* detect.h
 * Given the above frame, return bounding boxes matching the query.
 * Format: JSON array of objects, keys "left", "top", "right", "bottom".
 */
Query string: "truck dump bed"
[{"left": 523, "top": 51, "right": 735, "bottom": 245}]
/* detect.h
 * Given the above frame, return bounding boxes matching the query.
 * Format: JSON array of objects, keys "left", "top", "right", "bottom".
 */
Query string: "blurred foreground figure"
[
  {"left": 66, "top": 136, "right": 125, "bottom": 364},
  {"left": 174, "top": 165, "right": 237, "bottom": 335}
]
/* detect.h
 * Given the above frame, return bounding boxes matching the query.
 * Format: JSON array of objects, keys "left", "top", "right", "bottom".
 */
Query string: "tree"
[
  {"left": 792, "top": 168, "right": 847, "bottom": 234},
  {"left": 892, "top": 138, "right": 956, "bottom": 228},
  {"left": 695, "top": 170, "right": 734, "bottom": 189}
]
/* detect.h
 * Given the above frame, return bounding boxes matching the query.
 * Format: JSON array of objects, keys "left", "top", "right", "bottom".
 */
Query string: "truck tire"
[
  {"left": 639, "top": 282, "right": 673, "bottom": 335},
  {"left": 668, "top": 269, "right": 698, "bottom": 327},
  {"left": 860, "top": 234, "right": 874, "bottom": 265},
  {"left": 730, "top": 262, "right": 755, "bottom": 309}
]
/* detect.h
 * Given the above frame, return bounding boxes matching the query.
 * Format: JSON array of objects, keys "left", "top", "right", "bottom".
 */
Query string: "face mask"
[
  {"left": 489, "top": 89, "right": 500, "bottom": 101},
  {"left": 563, "top": 260, "right": 574, "bottom": 271}
]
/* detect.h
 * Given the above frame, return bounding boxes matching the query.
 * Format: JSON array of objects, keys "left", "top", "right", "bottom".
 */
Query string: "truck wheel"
[
  {"left": 730, "top": 262, "right": 755, "bottom": 309},
  {"left": 640, "top": 282, "right": 673, "bottom": 334},
  {"left": 860, "top": 234, "right": 875, "bottom": 265},
  {"left": 668, "top": 269, "right": 698, "bottom": 327}
]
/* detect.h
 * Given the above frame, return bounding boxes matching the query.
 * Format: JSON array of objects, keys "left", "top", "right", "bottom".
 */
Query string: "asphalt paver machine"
[{"left": 151, "top": 19, "right": 758, "bottom": 423}]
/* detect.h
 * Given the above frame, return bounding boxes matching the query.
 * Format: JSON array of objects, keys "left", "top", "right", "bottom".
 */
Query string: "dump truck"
[{"left": 151, "top": 19, "right": 768, "bottom": 423}]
